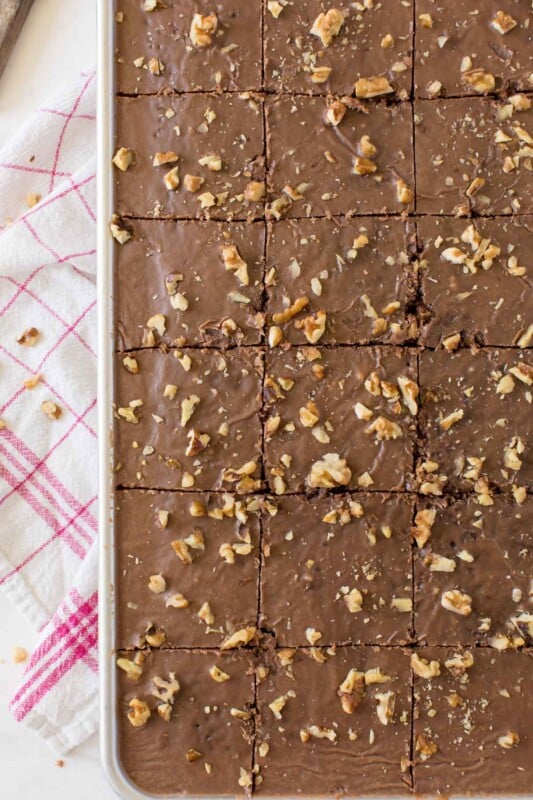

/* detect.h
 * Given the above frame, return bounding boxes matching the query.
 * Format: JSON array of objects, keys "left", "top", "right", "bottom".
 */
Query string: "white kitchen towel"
[{"left": 0, "top": 68, "right": 98, "bottom": 754}]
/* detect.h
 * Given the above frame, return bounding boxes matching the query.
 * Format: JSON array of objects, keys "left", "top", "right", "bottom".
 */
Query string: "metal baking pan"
[{"left": 96, "top": 2, "right": 529, "bottom": 798}]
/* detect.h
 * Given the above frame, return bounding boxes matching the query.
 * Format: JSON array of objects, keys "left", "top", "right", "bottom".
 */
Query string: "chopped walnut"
[
  {"left": 439, "top": 408, "right": 464, "bottom": 431},
  {"left": 148, "top": 574, "right": 166, "bottom": 594},
  {"left": 163, "top": 166, "right": 180, "bottom": 191},
  {"left": 416, "top": 733, "right": 438, "bottom": 760},
  {"left": 41, "top": 400, "right": 61, "bottom": 421},
  {"left": 344, "top": 588, "right": 363, "bottom": 614},
  {"left": 365, "top": 667, "right": 392, "bottom": 685},
  {"left": 153, "top": 151, "right": 178, "bottom": 167},
  {"left": 117, "top": 653, "right": 145, "bottom": 681},
  {"left": 151, "top": 672, "right": 180, "bottom": 705},
  {"left": 353, "top": 156, "right": 377, "bottom": 175},
  {"left": 461, "top": 69, "right": 495, "bottom": 94},
  {"left": 412, "top": 508, "right": 436, "bottom": 548},
  {"left": 199, "top": 153, "right": 223, "bottom": 172},
  {"left": 269, "top": 690, "right": 295, "bottom": 719},
  {"left": 23, "top": 374, "right": 42, "bottom": 390},
  {"left": 198, "top": 601, "right": 215, "bottom": 625},
  {"left": 17, "top": 327, "right": 39, "bottom": 347},
  {"left": 146, "top": 313, "right": 166, "bottom": 337},
  {"left": 190, "top": 12, "right": 218, "bottom": 48},
  {"left": 267, "top": 0, "right": 286, "bottom": 18},
  {"left": 272, "top": 296, "right": 308, "bottom": 325},
  {"left": 305, "top": 627, "right": 322, "bottom": 645},
  {"left": 128, "top": 698, "right": 151, "bottom": 727},
  {"left": 297, "top": 310, "right": 327, "bottom": 343},
  {"left": 396, "top": 178, "right": 413, "bottom": 204},
  {"left": 244, "top": 180, "right": 266, "bottom": 202},
  {"left": 397, "top": 375, "right": 419, "bottom": 415},
  {"left": 354, "top": 76, "right": 394, "bottom": 99},
  {"left": 220, "top": 244, "right": 249, "bottom": 286},
  {"left": 221, "top": 626, "right": 256, "bottom": 650},
  {"left": 307, "top": 725, "right": 337, "bottom": 741},
  {"left": 144, "top": 623, "right": 166, "bottom": 647},
  {"left": 122, "top": 355, "right": 139, "bottom": 374},
  {"left": 112, "top": 147, "right": 135, "bottom": 171},
  {"left": 498, "top": 730, "right": 520, "bottom": 748},
  {"left": 310, "top": 9, "right": 344, "bottom": 47},
  {"left": 375, "top": 691, "right": 396, "bottom": 725},
  {"left": 365, "top": 416, "right": 403, "bottom": 441},
  {"left": 183, "top": 174, "right": 204, "bottom": 193},
  {"left": 411, "top": 653, "right": 440, "bottom": 679},
  {"left": 338, "top": 669, "right": 365, "bottom": 714},
  {"left": 209, "top": 665, "right": 230, "bottom": 682},
  {"left": 299, "top": 400, "right": 320, "bottom": 428},
  {"left": 181, "top": 394, "right": 200, "bottom": 427},
  {"left": 238, "top": 768, "right": 253, "bottom": 788},
  {"left": 491, "top": 11, "right": 517, "bottom": 35},
  {"left": 311, "top": 66, "right": 333, "bottom": 84},
  {"left": 326, "top": 100, "right": 346, "bottom": 127},
  {"left": 166, "top": 593, "right": 189, "bottom": 608},
  {"left": 110, "top": 214, "right": 132, "bottom": 245},
  {"left": 441, "top": 589, "right": 472, "bottom": 616},
  {"left": 308, "top": 453, "right": 351, "bottom": 488}
]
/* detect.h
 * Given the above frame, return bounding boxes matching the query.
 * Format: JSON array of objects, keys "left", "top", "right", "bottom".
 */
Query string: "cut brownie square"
[
  {"left": 116, "top": 649, "right": 255, "bottom": 796},
  {"left": 114, "top": 219, "right": 265, "bottom": 349},
  {"left": 264, "top": 0, "right": 412, "bottom": 97},
  {"left": 266, "top": 95, "right": 414, "bottom": 218},
  {"left": 418, "top": 348, "right": 532, "bottom": 494},
  {"left": 413, "top": 648, "right": 533, "bottom": 796},
  {"left": 415, "top": 95, "right": 533, "bottom": 214},
  {"left": 115, "top": 0, "right": 262, "bottom": 93},
  {"left": 264, "top": 346, "right": 417, "bottom": 493},
  {"left": 114, "top": 93, "right": 264, "bottom": 220},
  {"left": 414, "top": 495, "right": 532, "bottom": 646},
  {"left": 114, "top": 348, "right": 263, "bottom": 491},
  {"left": 260, "top": 493, "right": 414, "bottom": 646},
  {"left": 265, "top": 217, "right": 417, "bottom": 346},
  {"left": 418, "top": 215, "right": 533, "bottom": 348},
  {"left": 255, "top": 646, "right": 412, "bottom": 796},
  {"left": 415, "top": 0, "right": 533, "bottom": 98},
  {"left": 115, "top": 490, "right": 261, "bottom": 649}
]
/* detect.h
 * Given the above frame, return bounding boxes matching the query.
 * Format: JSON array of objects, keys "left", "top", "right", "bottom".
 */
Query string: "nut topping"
[
  {"left": 310, "top": 9, "right": 344, "bottom": 47},
  {"left": 190, "top": 13, "right": 218, "bottom": 48}
]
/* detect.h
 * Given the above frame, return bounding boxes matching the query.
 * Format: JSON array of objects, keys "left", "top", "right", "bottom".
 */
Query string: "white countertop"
[{"left": 0, "top": 1, "right": 115, "bottom": 797}]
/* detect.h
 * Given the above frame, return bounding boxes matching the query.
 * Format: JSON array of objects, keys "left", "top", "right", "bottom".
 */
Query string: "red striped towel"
[{"left": 0, "top": 69, "right": 98, "bottom": 753}]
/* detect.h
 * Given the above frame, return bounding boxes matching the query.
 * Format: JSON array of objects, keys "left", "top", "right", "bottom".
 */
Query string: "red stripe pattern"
[{"left": 0, "top": 70, "right": 98, "bottom": 752}]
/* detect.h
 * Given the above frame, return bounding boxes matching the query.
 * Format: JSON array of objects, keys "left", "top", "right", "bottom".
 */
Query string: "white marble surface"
[{"left": 0, "top": 1, "right": 115, "bottom": 797}]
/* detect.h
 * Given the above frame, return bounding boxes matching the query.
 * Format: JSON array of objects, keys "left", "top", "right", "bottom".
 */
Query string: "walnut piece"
[
  {"left": 127, "top": 698, "right": 151, "bottom": 727},
  {"left": 221, "top": 626, "right": 256, "bottom": 650},
  {"left": 338, "top": 668, "right": 365, "bottom": 714},
  {"left": 112, "top": 147, "right": 135, "bottom": 171},
  {"left": 308, "top": 453, "right": 352, "bottom": 488},
  {"left": 441, "top": 589, "right": 472, "bottom": 616},
  {"left": 355, "top": 76, "right": 394, "bottom": 99},
  {"left": 491, "top": 11, "right": 517, "bottom": 35},
  {"left": 375, "top": 691, "right": 396, "bottom": 725},
  {"left": 17, "top": 327, "right": 39, "bottom": 347},
  {"left": 41, "top": 400, "right": 61, "bottom": 421},
  {"left": 411, "top": 653, "right": 440, "bottom": 679},
  {"left": 326, "top": 100, "right": 346, "bottom": 127},
  {"left": 461, "top": 69, "right": 495, "bottom": 94},
  {"left": 344, "top": 588, "right": 363, "bottom": 614},
  {"left": 310, "top": 9, "right": 344, "bottom": 47},
  {"left": 190, "top": 13, "right": 218, "bottom": 48},
  {"left": 221, "top": 244, "right": 249, "bottom": 285}
]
